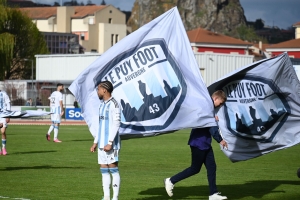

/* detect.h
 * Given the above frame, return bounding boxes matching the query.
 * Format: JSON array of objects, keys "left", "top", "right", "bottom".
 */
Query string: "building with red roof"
[
  {"left": 20, "top": 5, "right": 127, "bottom": 54},
  {"left": 187, "top": 28, "right": 252, "bottom": 55},
  {"left": 266, "top": 38, "right": 300, "bottom": 58}
]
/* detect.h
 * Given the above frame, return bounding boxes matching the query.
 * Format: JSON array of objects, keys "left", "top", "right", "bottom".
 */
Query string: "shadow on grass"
[
  {"left": 69, "top": 139, "right": 91, "bottom": 142},
  {"left": 11, "top": 150, "right": 57, "bottom": 154},
  {"left": 0, "top": 165, "right": 84, "bottom": 171},
  {"left": 136, "top": 180, "right": 300, "bottom": 200}
]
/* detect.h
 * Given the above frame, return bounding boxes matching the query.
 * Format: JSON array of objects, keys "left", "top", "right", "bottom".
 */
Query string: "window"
[
  {"left": 115, "top": 34, "right": 119, "bottom": 43},
  {"left": 81, "top": 33, "right": 85, "bottom": 40},
  {"left": 111, "top": 34, "right": 114, "bottom": 46},
  {"left": 89, "top": 18, "right": 94, "bottom": 24},
  {"left": 109, "top": 18, "right": 112, "bottom": 24},
  {"left": 109, "top": 10, "right": 112, "bottom": 13}
]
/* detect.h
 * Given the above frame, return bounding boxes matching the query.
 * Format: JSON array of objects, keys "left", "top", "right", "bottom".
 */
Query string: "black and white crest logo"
[
  {"left": 218, "top": 75, "right": 290, "bottom": 142},
  {"left": 94, "top": 39, "right": 187, "bottom": 131}
]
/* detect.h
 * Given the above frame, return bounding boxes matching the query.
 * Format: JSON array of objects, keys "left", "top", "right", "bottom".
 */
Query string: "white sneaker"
[
  {"left": 101, "top": 197, "right": 110, "bottom": 200},
  {"left": 164, "top": 178, "right": 174, "bottom": 197},
  {"left": 209, "top": 192, "right": 227, "bottom": 200}
]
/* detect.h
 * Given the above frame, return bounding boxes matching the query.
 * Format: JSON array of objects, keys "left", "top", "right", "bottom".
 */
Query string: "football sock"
[
  {"left": 110, "top": 167, "right": 120, "bottom": 199},
  {"left": 101, "top": 168, "right": 111, "bottom": 198},
  {"left": 2, "top": 139, "right": 6, "bottom": 149},
  {"left": 47, "top": 125, "right": 54, "bottom": 134},
  {"left": 54, "top": 126, "right": 59, "bottom": 140}
]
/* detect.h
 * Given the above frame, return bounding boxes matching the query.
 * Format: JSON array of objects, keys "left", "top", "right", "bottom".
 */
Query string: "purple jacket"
[{"left": 188, "top": 126, "right": 223, "bottom": 150}]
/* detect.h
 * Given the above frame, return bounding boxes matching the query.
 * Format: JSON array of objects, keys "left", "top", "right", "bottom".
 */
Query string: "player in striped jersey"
[
  {"left": 46, "top": 83, "right": 64, "bottom": 142},
  {"left": 90, "top": 81, "right": 121, "bottom": 200},
  {"left": 0, "top": 90, "right": 11, "bottom": 155}
]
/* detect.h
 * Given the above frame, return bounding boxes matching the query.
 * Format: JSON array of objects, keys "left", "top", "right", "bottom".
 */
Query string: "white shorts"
[
  {"left": 98, "top": 148, "right": 119, "bottom": 165},
  {"left": 51, "top": 114, "right": 61, "bottom": 124},
  {"left": 0, "top": 118, "right": 8, "bottom": 128}
]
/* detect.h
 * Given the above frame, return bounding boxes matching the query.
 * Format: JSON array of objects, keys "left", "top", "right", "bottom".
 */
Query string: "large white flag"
[
  {"left": 69, "top": 7, "right": 216, "bottom": 137},
  {"left": 0, "top": 109, "right": 52, "bottom": 118},
  {"left": 208, "top": 53, "right": 300, "bottom": 162}
]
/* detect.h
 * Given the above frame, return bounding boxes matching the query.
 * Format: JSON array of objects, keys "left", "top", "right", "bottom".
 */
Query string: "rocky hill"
[{"left": 127, "top": 0, "right": 247, "bottom": 37}]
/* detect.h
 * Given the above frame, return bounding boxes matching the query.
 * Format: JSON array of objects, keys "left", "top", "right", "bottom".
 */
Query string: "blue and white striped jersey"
[
  {"left": 94, "top": 97, "right": 121, "bottom": 149},
  {"left": 0, "top": 91, "right": 11, "bottom": 110},
  {"left": 49, "top": 91, "right": 63, "bottom": 114}
]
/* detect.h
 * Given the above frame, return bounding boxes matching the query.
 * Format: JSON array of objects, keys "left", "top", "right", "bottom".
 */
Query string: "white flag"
[
  {"left": 69, "top": 7, "right": 216, "bottom": 137},
  {"left": 208, "top": 53, "right": 300, "bottom": 162},
  {"left": 0, "top": 109, "right": 52, "bottom": 118}
]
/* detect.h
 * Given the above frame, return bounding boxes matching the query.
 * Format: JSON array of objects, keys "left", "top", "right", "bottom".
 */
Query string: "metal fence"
[{"left": 0, "top": 81, "right": 74, "bottom": 107}]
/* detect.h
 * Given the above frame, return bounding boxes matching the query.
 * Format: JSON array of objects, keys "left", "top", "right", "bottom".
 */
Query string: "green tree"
[
  {"left": 0, "top": 0, "right": 48, "bottom": 80},
  {"left": 0, "top": 0, "right": 14, "bottom": 80},
  {"left": 236, "top": 24, "right": 267, "bottom": 43}
]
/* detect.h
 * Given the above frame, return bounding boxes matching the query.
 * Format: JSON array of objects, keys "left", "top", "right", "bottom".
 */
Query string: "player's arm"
[
  {"left": 209, "top": 126, "right": 228, "bottom": 149},
  {"left": 93, "top": 128, "right": 99, "bottom": 150},
  {"left": 104, "top": 106, "right": 121, "bottom": 151},
  {"left": 5, "top": 94, "right": 11, "bottom": 123},
  {"left": 90, "top": 142, "right": 97, "bottom": 152},
  {"left": 59, "top": 100, "right": 64, "bottom": 116},
  {"left": 108, "top": 106, "right": 121, "bottom": 142}
]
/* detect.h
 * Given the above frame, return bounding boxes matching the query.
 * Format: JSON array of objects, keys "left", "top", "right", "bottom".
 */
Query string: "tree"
[
  {"left": 0, "top": 0, "right": 48, "bottom": 80},
  {"left": 71, "top": 0, "right": 79, "bottom": 6},
  {"left": 0, "top": 0, "right": 14, "bottom": 80},
  {"left": 53, "top": 2, "right": 60, "bottom": 6},
  {"left": 236, "top": 24, "right": 267, "bottom": 43}
]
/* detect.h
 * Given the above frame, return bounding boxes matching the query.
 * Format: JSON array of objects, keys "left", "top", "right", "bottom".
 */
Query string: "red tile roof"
[
  {"left": 187, "top": 28, "right": 252, "bottom": 46},
  {"left": 73, "top": 6, "right": 107, "bottom": 18},
  {"left": 20, "top": 5, "right": 107, "bottom": 19},
  {"left": 293, "top": 21, "right": 300, "bottom": 26},
  {"left": 266, "top": 38, "right": 300, "bottom": 49},
  {"left": 20, "top": 7, "right": 57, "bottom": 19}
]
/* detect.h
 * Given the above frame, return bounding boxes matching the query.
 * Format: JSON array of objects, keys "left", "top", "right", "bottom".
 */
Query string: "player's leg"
[
  {"left": 0, "top": 118, "right": 8, "bottom": 155},
  {"left": 53, "top": 114, "right": 62, "bottom": 142},
  {"left": 53, "top": 123, "right": 61, "bottom": 142},
  {"left": 205, "top": 148, "right": 227, "bottom": 200},
  {"left": 98, "top": 149, "right": 111, "bottom": 200},
  {"left": 165, "top": 146, "right": 206, "bottom": 197},
  {"left": 46, "top": 122, "right": 54, "bottom": 141},
  {"left": 108, "top": 150, "right": 120, "bottom": 200},
  {"left": 47, "top": 114, "right": 55, "bottom": 141},
  {"left": 170, "top": 146, "right": 205, "bottom": 183}
]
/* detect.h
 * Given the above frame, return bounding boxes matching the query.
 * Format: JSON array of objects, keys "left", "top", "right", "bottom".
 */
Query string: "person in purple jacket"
[{"left": 164, "top": 90, "right": 228, "bottom": 200}]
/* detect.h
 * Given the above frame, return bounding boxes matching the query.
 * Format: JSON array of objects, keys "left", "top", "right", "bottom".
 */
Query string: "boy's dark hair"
[
  {"left": 57, "top": 83, "right": 64, "bottom": 87},
  {"left": 99, "top": 81, "right": 113, "bottom": 93},
  {"left": 212, "top": 90, "right": 227, "bottom": 102}
]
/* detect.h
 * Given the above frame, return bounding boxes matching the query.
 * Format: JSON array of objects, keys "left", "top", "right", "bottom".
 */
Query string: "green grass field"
[{"left": 0, "top": 125, "right": 299, "bottom": 200}]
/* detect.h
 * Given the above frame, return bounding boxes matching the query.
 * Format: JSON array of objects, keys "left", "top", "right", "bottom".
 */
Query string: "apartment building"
[
  {"left": 293, "top": 21, "right": 300, "bottom": 39},
  {"left": 20, "top": 5, "right": 127, "bottom": 54}
]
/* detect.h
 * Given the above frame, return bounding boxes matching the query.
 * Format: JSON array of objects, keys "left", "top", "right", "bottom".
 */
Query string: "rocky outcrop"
[{"left": 127, "top": 0, "right": 247, "bottom": 37}]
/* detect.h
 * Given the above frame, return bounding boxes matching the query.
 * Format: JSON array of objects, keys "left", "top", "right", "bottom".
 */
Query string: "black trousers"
[{"left": 170, "top": 146, "right": 218, "bottom": 195}]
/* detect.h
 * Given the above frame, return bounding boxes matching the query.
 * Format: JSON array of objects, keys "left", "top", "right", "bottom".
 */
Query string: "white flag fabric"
[
  {"left": 208, "top": 53, "right": 300, "bottom": 162},
  {"left": 69, "top": 7, "right": 216, "bottom": 138},
  {"left": 0, "top": 109, "right": 52, "bottom": 118}
]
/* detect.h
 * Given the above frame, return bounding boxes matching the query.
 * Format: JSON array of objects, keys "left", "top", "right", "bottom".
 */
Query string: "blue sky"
[{"left": 35, "top": 0, "right": 300, "bottom": 29}]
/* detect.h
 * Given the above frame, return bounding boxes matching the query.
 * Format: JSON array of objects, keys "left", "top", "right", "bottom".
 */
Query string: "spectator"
[
  {"left": 25, "top": 98, "right": 32, "bottom": 106},
  {"left": 36, "top": 98, "right": 42, "bottom": 106},
  {"left": 74, "top": 99, "right": 79, "bottom": 108}
]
